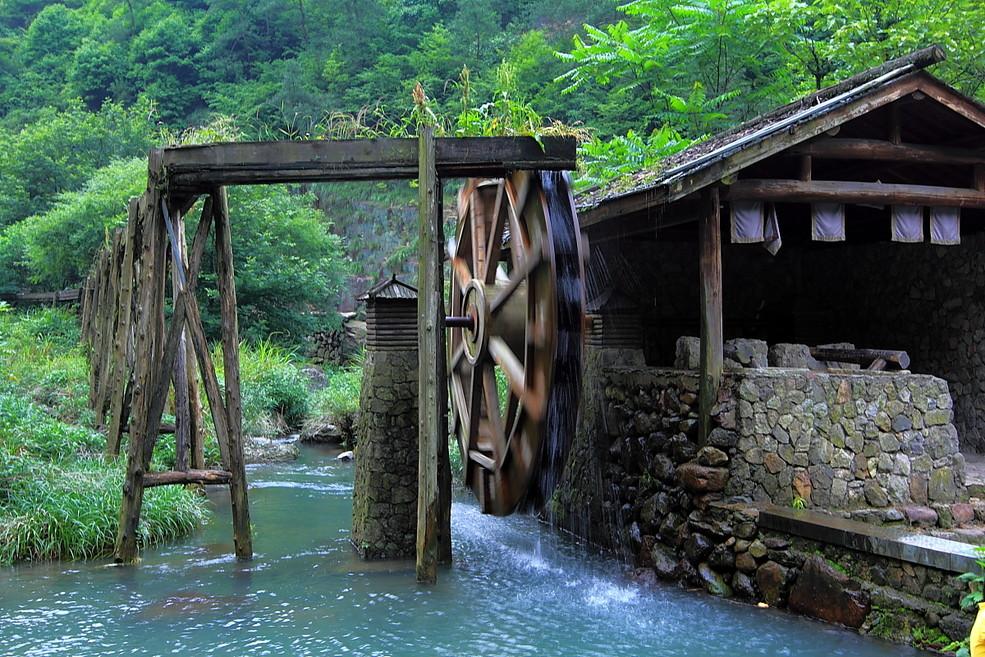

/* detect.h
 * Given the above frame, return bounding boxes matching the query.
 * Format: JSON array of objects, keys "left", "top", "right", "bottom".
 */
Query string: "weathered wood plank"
[
  {"left": 213, "top": 186, "right": 253, "bottom": 561},
  {"left": 106, "top": 201, "right": 140, "bottom": 455},
  {"left": 416, "top": 127, "right": 444, "bottom": 583},
  {"left": 698, "top": 187, "right": 722, "bottom": 446},
  {"left": 789, "top": 138, "right": 985, "bottom": 166},
  {"left": 810, "top": 347, "right": 911, "bottom": 370},
  {"left": 143, "top": 469, "right": 232, "bottom": 487},
  {"left": 724, "top": 178, "right": 985, "bottom": 208},
  {"left": 161, "top": 137, "right": 576, "bottom": 190}
]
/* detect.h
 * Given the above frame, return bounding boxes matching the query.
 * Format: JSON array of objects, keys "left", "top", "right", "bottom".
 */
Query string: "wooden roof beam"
[
  {"left": 160, "top": 137, "right": 577, "bottom": 191},
  {"left": 724, "top": 179, "right": 985, "bottom": 208},
  {"left": 789, "top": 138, "right": 985, "bottom": 166}
]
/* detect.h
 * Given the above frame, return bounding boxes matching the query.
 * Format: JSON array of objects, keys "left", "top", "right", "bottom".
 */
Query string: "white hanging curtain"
[
  {"left": 811, "top": 203, "right": 845, "bottom": 241},
  {"left": 763, "top": 203, "right": 782, "bottom": 255},
  {"left": 891, "top": 205, "right": 924, "bottom": 243},
  {"left": 730, "top": 201, "right": 764, "bottom": 244},
  {"left": 930, "top": 207, "right": 960, "bottom": 245}
]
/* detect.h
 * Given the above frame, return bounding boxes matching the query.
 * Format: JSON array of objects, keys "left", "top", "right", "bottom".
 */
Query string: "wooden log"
[
  {"left": 724, "top": 179, "right": 985, "bottom": 208},
  {"left": 94, "top": 230, "right": 123, "bottom": 427},
  {"left": 789, "top": 138, "right": 985, "bottom": 166},
  {"left": 416, "top": 127, "right": 444, "bottom": 583},
  {"left": 213, "top": 186, "right": 253, "bottom": 561},
  {"left": 168, "top": 205, "right": 191, "bottom": 472},
  {"left": 809, "top": 347, "right": 910, "bottom": 370},
  {"left": 161, "top": 137, "right": 577, "bottom": 191},
  {"left": 115, "top": 184, "right": 164, "bottom": 564},
  {"left": 107, "top": 200, "right": 140, "bottom": 455},
  {"left": 698, "top": 187, "right": 723, "bottom": 446},
  {"left": 143, "top": 469, "right": 232, "bottom": 488}
]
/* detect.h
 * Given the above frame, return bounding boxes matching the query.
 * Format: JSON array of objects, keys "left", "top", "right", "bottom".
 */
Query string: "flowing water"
[{"left": 0, "top": 446, "right": 929, "bottom": 657}]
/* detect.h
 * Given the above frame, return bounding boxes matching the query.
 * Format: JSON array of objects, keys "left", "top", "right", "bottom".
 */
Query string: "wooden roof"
[
  {"left": 358, "top": 275, "right": 418, "bottom": 301},
  {"left": 578, "top": 46, "right": 985, "bottom": 230}
]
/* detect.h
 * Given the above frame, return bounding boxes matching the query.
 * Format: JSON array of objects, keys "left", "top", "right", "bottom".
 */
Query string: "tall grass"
[{"left": 0, "top": 308, "right": 210, "bottom": 565}]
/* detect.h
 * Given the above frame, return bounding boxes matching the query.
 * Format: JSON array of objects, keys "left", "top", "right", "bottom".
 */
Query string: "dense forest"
[{"left": 0, "top": 0, "right": 982, "bottom": 344}]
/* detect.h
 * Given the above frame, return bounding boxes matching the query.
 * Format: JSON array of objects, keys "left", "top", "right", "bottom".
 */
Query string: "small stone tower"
[{"left": 351, "top": 276, "right": 419, "bottom": 559}]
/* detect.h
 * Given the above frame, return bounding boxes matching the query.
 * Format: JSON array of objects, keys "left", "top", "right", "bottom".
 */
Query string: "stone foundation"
[
  {"left": 553, "top": 349, "right": 978, "bottom": 651},
  {"left": 351, "top": 348, "right": 418, "bottom": 559}
]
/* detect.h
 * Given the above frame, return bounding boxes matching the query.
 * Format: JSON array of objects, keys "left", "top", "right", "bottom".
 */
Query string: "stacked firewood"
[{"left": 310, "top": 314, "right": 367, "bottom": 365}]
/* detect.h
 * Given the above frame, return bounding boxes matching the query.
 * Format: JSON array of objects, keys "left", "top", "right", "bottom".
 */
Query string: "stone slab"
[{"left": 747, "top": 503, "right": 980, "bottom": 574}]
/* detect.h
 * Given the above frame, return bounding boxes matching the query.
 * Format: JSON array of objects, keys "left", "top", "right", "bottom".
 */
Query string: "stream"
[{"left": 0, "top": 445, "right": 930, "bottom": 656}]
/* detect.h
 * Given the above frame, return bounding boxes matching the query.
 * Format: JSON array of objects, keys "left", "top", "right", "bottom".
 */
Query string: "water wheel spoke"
[
  {"left": 468, "top": 449, "right": 496, "bottom": 470},
  {"left": 488, "top": 336, "right": 544, "bottom": 419},
  {"left": 490, "top": 245, "right": 543, "bottom": 315},
  {"left": 481, "top": 365, "right": 506, "bottom": 466},
  {"left": 469, "top": 189, "right": 489, "bottom": 280},
  {"left": 483, "top": 182, "right": 508, "bottom": 285},
  {"left": 451, "top": 256, "right": 472, "bottom": 293},
  {"left": 465, "top": 361, "right": 483, "bottom": 450}
]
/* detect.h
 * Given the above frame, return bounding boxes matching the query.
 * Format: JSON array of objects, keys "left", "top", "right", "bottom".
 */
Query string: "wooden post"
[
  {"left": 213, "top": 187, "right": 253, "bottom": 560},
  {"left": 107, "top": 200, "right": 139, "bottom": 455},
  {"left": 698, "top": 186, "right": 722, "bottom": 446},
  {"left": 169, "top": 206, "right": 191, "bottom": 472},
  {"left": 116, "top": 185, "right": 165, "bottom": 563},
  {"left": 416, "top": 126, "right": 446, "bottom": 583}
]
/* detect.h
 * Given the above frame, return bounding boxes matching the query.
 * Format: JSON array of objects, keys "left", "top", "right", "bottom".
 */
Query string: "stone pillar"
[{"left": 351, "top": 278, "right": 419, "bottom": 559}]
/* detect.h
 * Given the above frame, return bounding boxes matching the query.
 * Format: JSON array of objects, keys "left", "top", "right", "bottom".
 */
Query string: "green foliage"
[
  {"left": 957, "top": 546, "right": 985, "bottom": 609},
  {"left": 577, "top": 125, "right": 692, "bottom": 190},
  {"left": 0, "top": 100, "right": 154, "bottom": 228},
  {"left": 216, "top": 340, "right": 311, "bottom": 437},
  {"left": 0, "top": 158, "right": 145, "bottom": 291},
  {"left": 0, "top": 310, "right": 209, "bottom": 565},
  {"left": 791, "top": 495, "right": 808, "bottom": 510},
  {"left": 310, "top": 361, "right": 363, "bottom": 447},
  {"left": 195, "top": 185, "right": 350, "bottom": 347}
]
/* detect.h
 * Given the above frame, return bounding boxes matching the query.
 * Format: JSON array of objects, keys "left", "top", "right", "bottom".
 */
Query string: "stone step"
[{"left": 754, "top": 503, "right": 982, "bottom": 574}]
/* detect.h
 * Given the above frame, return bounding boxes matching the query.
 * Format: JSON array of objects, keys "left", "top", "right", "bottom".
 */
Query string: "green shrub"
[
  {"left": 218, "top": 339, "right": 311, "bottom": 436},
  {"left": 310, "top": 361, "right": 362, "bottom": 447}
]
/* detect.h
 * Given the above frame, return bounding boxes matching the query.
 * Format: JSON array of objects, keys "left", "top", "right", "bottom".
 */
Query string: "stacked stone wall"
[
  {"left": 553, "top": 353, "right": 977, "bottom": 650},
  {"left": 609, "top": 231, "right": 985, "bottom": 452},
  {"left": 351, "top": 349, "right": 418, "bottom": 559}
]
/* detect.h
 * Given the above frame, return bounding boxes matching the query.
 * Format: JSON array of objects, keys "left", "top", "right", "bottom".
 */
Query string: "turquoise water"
[{"left": 0, "top": 446, "right": 929, "bottom": 657}]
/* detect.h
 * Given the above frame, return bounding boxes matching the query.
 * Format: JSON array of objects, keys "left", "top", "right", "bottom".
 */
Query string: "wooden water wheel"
[{"left": 448, "top": 170, "right": 585, "bottom": 516}]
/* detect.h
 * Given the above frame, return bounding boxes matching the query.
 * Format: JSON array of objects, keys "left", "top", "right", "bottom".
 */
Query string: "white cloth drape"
[
  {"left": 930, "top": 207, "right": 960, "bottom": 245},
  {"left": 811, "top": 203, "right": 845, "bottom": 241},
  {"left": 891, "top": 205, "right": 924, "bottom": 243},
  {"left": 730, "top": 201, "right": 764, "bottom": 243}
]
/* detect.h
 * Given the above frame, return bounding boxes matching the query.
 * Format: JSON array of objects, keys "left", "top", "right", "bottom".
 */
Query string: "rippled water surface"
[{"left": 0, "top": 446, "right": 929, "bottom": 657}]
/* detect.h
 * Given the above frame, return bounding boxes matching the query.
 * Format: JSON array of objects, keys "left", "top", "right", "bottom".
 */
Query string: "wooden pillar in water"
[
  {"left": 416, "top": 127, "right": 448, "bottom": 583},
  {"left": 698, "top": 186, "right": 723, "bottom": 445},
  {"left": 213, "top": 187, "right": 253, "bottom": 560}
]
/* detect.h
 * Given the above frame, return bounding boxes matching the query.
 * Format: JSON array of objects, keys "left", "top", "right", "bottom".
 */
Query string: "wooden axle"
[
  {"left": 810, "top": 347, "right": 910, "bottom": 370},
  {"left": 143, "top": 469, "right": 232, "bottom": 488}
]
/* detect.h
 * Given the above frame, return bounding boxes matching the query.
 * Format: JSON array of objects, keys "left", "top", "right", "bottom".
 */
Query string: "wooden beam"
[
  {"left": 106, "top": 201, "right": 139, "bottom": 455},
  {"left": 416, "top": 127, "right": 445, "bottom": 584},
  {"left": 143, "top": 469, "right": 232, "bottom": 488},
  {"left": 162, "top": 137, "right": 577, "bottom": 191},
  {"left": 789, "top": 139, "right": 985, "bottom": 166},
  {"left": 810, "top": 347, "right": 910, "bottom": 370},
  {"left": 724, "top": 179, "right": 985, "bottom": 208},
  {"left": 698, "top": 187, "right": 722, "bottom": 446},
  {"left": 169, "top": 205, "right": 191, "bottom": 472},
  {"left": 213, "top": 187, "right": 253, "bottom": 561}
]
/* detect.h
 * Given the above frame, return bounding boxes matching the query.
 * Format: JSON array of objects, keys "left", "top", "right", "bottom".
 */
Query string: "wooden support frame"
[
  {"left": 724, "top": 179, "right": 985, "bottom": 208},
  {"left": 698, "top": 187, "right": 723, "bottom": 446},
  {"left": 104, "top": 135, "right": 575, "bottom": 570}
]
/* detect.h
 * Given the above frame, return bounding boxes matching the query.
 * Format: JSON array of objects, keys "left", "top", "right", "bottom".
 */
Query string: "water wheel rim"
[{"left": 449, "top": 171, "right": 584, "bottom": 516}]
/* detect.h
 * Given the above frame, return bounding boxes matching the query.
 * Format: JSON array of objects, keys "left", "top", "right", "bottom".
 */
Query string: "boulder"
[
  {"left": 300, "top": 365, "right": 328, "bottom": 390},
  {"left": 952, "top": 503, "right": 976, "bottom": 526},
  {"left": 863, "top": 480, "right": 890, "bottom": 507},
  {"left": 301, "top": 421, "right": 342, "bottom": 443},
  {"left": 674, "top": 336, "right": 701, "bottom": 370},
  {"left": 724, "top": 338, "right": 768, "bottom": 369},
  {"left": 708, "top": 543, "right": 735, "bottom": 571},
  {"left": 788, "top": 555, "right": 870, "bottom": 628},
  {"left": 768, "top": 343, "right": 816, "bottom": 369},
  {"left": 902, "top": 505, "right": 938, "bottom": 527},
  {"left": 732, "top": 571, "right": 757, "bottom": 599},
  {"left": 651, "top": 543, "right": 679, "bottom": 580},
  {"left": 336, "top": 450, "right": 354, "bottom": 462},
  {"left": 755, "top": 561, "right": 790, "bottom": 606},
  {"left": 707, "top": 427, "right": 738, "bottom": 449},
  {"left": 684, "top": 533, "right": 714, "bottom": 564},
  {"left": 243, "top": 436, "right": 300, "bottom": 464},
  {"left": 677, "top": 463, "right": 729, "bottom": 493},
  {"left": 698, "top": 563, "right": 733, "bottom": 597},
  {"left": 735, "top": 551, "right": 758, "bottom": 573},
  {"left": 697, "top": 446, "right": 729, "bottom": 467}
]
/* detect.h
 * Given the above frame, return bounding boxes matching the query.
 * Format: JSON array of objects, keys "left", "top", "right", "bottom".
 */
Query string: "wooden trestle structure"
[{"left": 83, "top": 134, "right": 575, "bottom": 582}]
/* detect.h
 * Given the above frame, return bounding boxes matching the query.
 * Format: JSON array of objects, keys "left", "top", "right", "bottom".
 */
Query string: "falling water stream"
[{"left": 0, "top": 445, "right": 930, "bottom": 657}]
